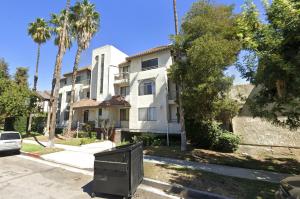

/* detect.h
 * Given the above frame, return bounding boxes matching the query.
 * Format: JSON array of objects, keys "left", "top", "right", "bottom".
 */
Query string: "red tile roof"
[
  {"left": 99, "top": 95, "right": 131, "bottom": 108},
  {"left": 73, "top": 99, "right": 100, "bottom": 109},
  {"left": 63, "top": 66, "right": 91, "bottom": 77},
  {"left": 126, "top": 45, "right": 171, "bottom": 60}
]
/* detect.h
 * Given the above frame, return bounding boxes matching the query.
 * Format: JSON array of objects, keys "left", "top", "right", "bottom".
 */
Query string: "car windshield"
[{"left": 0, "top": 133, "right": 20, "bottom": 140}]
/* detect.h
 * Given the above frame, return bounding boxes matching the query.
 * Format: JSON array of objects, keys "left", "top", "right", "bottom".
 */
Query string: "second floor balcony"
[{"left": 114, "top": 72, "right": 129, "bottom": 86}]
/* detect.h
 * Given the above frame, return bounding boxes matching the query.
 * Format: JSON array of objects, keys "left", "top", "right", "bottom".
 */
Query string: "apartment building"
[{"left": 57, "top": 45, "right": 180, "bottom": 134}]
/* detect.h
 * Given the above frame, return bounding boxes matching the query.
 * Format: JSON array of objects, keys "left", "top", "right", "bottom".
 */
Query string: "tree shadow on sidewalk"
[{"left": 146, "top": 163, "right": 278, "bottom": 199}]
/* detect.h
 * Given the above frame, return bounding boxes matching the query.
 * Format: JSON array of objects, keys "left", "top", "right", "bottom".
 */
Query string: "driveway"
[{"left": 0, "top": 153, "right": 178, "bottom": 199}]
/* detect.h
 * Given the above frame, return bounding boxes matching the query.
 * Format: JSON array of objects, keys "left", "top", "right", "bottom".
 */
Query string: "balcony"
[
  {"left": 77, "top": 79, "right": 91, "bottom": 88},
  {"left": 114, "top": 72, "right": 129, "bottom": 86}
]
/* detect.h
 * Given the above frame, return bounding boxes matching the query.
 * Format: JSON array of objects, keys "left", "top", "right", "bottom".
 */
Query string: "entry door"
[{"left": 84, "top": 110, "right": 89, "bottom": 123}]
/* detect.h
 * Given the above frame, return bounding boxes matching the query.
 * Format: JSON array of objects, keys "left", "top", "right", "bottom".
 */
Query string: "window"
[
  {"left": 76, "top": 75, "right": 81, "bottom": 83},
  {"left": 138, "top": 107, "right": 157, "bottom": 121},
  {"left": 66, "top": 91, "right": 71, "bottom": 103},
  {"left": 64, "top": 106, "right": 70, "bottom": 121},
  {"left": 169, "top": 105, "right": 179, "bottom": 123},
  {"left": 84, "top": 110, "right": 89, "bottom": 123},
  {"left": 142, "top": 58, "right": 158, "bottom": 71},
  {"left": 139, "top": 79, "right": 155, "bottom": 95},
  {"left": 120, "top": 86, "right": 129, "bottom": 96},
  {"left": 122, "top": 66, "right": 129, "bottom": 73},
  {"left": 58, "top": 94, "right": 62, "bottom": 111},
  {"left": 120, "top": 109, "right": 129, "bottom": 121},
  {"left": 98, "top": 108, "right": 102, "bottom": 116},
  {"left": 0, "top": 133, "right": 20, "bottom": 140},
  {"left": 100, "top": 54, "right": 105, "bottom": 93}
]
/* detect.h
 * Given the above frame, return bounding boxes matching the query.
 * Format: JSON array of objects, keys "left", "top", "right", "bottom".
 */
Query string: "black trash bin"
[{"left": 92, "top": 142, "right": 144, "bottom": 199}]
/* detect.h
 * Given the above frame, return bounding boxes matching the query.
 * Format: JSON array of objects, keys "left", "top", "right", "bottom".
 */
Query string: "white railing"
[{"left": 114, "top": 72, "right": 129, "bottom": 81}]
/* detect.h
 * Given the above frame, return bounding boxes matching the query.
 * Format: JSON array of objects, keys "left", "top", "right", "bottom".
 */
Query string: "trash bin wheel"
[{"left": 91, "top": 192, "right": 96, "bottom": 198}]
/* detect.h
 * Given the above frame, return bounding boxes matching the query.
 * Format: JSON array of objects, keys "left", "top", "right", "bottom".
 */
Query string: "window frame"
[
  {"left": 138, "top": 107, "right": 157, "bottom": 121},
  {"left": 120, "top": 109, "right": 129, "bottom": 121},
  {"left": 141, "top": 58, "right": 158, "bottom": 71},
  {"left": 139, "top": 79, "right": 155, "bottom": 96}
]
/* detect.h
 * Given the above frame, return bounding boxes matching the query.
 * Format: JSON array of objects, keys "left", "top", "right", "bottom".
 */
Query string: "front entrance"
[{"left": 83, "top": 110, "right": 89, "bottom": 123}]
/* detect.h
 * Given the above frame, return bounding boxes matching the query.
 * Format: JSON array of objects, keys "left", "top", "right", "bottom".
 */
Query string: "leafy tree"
[
  {"left": 0, "top": 58, "right": 9, "bottom": 79},
  {"left": 28, "top": 18, "right": 51, "bottom": 91},
  {"left": 169, "top": 1, "right": 241, "bottom": 131},
  {"left": 67, "top": 0, "right": 100, "bottom": 133},
  {"left": 0, "top": 78, "right": 33, "bottom": 121},
  {"left": 14, "top": 67, "right": 29, "bottom": 87},
  {"left": 236, "top": 0, "right": 300, "bottom": 129},
  {"left": 48, "top": 0, "right": 71, "bottom": 147}
]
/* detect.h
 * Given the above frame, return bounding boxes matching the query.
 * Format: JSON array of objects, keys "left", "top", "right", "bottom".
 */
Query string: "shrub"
[
  {"left": 32, "top": 116, "right": 46, "bottom": 133},
  {"left": 134, "top": 133, "right": 163, "bottom": 146},
  {"left": 80, "top": 138, "right": 96, "bottom": 145},
  {"left": 13, "top": 116, "right": 28, "bottom": 133},
  {"left": 213, "top": 132, "right": 240, "bottom": 152},
  {"left": 55, "top": 127, "right": 64, "bottom": 134},
  {"left": 74, "top": 131, "right": 90, "bottom": 138},
  {"left": 187, "top": 120, "right": 222, "bottom": 148},
  {"left": 187, "top": 119, "right": 240, "bottom": 152}
]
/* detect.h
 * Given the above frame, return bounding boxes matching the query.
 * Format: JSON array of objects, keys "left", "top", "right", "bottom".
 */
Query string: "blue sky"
[{"left": 0, "top": 0, "right": 264, "bottom": 91}]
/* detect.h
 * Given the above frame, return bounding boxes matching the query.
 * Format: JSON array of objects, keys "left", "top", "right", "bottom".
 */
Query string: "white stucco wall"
[{"left": 128, "top": 50, "right": 180, "bottom": 134}]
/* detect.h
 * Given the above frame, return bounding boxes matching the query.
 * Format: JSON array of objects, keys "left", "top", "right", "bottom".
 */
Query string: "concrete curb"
[
  {"left": 142, "top": 178, "right": 232, "bottom": 199},
  {"left": 21, "top": 151, "right": 42, "bottom": 159}
]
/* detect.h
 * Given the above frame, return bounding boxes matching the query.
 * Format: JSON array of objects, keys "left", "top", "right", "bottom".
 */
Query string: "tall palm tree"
[
  {"left": 48, "top": 0, "right": 72, "bottom": 147},
  {"left": 28, "top": 18, "right": 51, "bottom": 91},
  {"left": 66, "top": 0, "right": 100, "bottom": 133},
  {"left": 45, "top": 9, "right": 73, "bottom": 137},
  {"left": 172, "top": 0, "right": 187, "bottom": 151},
  {"left": 27, "top": 18, "right": 51, "bottom": 133}
]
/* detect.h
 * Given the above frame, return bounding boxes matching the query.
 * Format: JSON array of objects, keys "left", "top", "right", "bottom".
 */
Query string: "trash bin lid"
[{"left": 94, "top": 142, "right": 143, "bottom": 157}]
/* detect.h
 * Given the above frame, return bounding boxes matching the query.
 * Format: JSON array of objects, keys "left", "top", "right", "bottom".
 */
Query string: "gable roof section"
[
  {"left": 126, "top": 45, "right": 171, "bottom": 60},
  {"left": 63, "top": 66, "right": 91, "bottom": 77}
]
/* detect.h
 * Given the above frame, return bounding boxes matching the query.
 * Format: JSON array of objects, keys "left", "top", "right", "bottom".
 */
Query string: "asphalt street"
[{"left": 0, "top": 153, "right": 178, "bottom": 199}]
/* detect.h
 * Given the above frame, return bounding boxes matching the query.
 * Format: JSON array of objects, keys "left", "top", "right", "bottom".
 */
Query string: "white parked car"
[{"left": 0, "top": 131, "right": 22, "bottom": 152}]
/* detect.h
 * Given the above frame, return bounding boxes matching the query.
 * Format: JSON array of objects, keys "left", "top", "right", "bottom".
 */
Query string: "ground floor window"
[
  {"left": 138, "top": 107, "right": 157, "bottom": 121},
  {"left": 120, "top": 109, "right": 129, "bottom": 121},
  {"left": 84, "top": 110, "right": 89, "bottom": 123}
]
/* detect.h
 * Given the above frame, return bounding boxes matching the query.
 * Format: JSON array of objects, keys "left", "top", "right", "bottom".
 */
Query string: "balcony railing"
[
  {"left": 114, "top": 72, "right": 129, "bottom": 85},
  {"left": 76, "top": 79, "right": 90, "bottom": 86}
]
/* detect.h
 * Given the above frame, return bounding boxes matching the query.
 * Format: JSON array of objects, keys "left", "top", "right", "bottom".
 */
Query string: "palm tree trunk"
[
  {"left": 33, "top": 44, "right": 41, "bottom": 91},
  {"left": 173, "top": 0, "right": 179, "bottom": 35},
  {"left": 27, "top": 44, "right": 41, "bottom": 133},
  {"left": 67, "top": 47, "right": 82, "bottom": 133},
  {"left": 44, "top": 103, "right": 51, "bottom": 136},
  {"left": 172, "top": 0, "right": 187, "bottom": 151},
  {"left": 48, "top": 0, "right": 71, "bottom": 147}
]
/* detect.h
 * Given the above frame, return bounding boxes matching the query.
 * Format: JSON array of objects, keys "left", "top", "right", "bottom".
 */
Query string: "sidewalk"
[
  {"left": 144, "top": 155, "right": 292, "bottom": 183},
  {"left": 23, "top": 140, "right": 292, "bottom": 183},
  {"left": 23, "top": 139, "right": 115, "bottom": 169}
]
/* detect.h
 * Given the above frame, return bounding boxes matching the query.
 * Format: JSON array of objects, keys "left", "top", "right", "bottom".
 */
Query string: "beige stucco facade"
[{"left": 57, "top": 45, "right": 180, "bottom": 134}]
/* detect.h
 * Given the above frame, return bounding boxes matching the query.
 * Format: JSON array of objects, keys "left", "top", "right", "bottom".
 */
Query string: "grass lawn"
[
  {"left": 144, "top": 145, "right": 300, "bottom": 175},
  {"left": 25, "top": 135, "right": 100, "bottom": 146},
  {"left": 21, "top": 143, "right": 63, "bottom": 155},
  {"left": 144, "top": 162, "right": 278, "bottom": 199}
]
